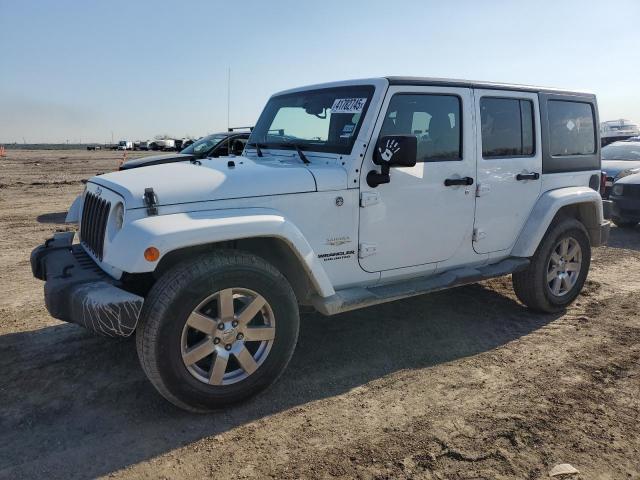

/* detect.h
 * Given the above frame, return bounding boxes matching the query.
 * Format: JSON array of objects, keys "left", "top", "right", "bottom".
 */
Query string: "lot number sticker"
[{"left": 331, "top": 98, "right": 367, "bottom": 114}]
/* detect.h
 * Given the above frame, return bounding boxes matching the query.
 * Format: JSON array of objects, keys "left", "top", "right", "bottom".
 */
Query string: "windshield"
[
  {"left": 248, "top": 85, "right": 375, "bottom": 154},
  {"left": 602, "top": 144, "right": 640, "bottom": 160},
  {"left": 180, "top": 134, "right": 227, "bottom": 155}
]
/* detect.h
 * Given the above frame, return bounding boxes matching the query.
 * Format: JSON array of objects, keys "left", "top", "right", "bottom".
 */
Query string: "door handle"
[
  {"left": 444, "top": 176, "right": 474, "bottom": 187},
  {"left": 516, "top": 172, "right": 540, "bottom": 181}
]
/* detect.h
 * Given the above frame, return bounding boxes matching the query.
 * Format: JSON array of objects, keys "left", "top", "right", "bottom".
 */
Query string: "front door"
[
  {"left": 358, "top": 86, "right": 476, "bottom": 272},
  {"left": 473, "top": 89, "right": 542, "bottom": 253}
]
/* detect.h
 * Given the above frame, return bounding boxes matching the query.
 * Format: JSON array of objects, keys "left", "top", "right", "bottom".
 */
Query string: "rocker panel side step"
[{"left": 312, "top": 257, "right": 530, "bottom": 316}]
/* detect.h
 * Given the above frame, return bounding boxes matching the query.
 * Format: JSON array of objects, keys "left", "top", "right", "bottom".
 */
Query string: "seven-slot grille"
[{"left": 80, "top": 191, "right": 111, "bottom": 260}]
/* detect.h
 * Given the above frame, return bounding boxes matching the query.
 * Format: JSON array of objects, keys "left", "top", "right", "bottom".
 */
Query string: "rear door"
[{"left": 473, "top": 90, "right": 542, "bottom": 253}]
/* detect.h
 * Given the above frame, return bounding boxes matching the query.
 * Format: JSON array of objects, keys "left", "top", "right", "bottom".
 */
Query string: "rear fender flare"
[{"left": 511, "top": 187, "right": 604, "bottom": 257}]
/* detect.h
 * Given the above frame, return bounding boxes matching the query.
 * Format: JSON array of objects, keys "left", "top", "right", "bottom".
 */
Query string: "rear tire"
[
  {"left": 513, "top": 218, "right": 590, "bottom": 313},
  {"left": 136, "top": 250, "right": 299, "bottom": 412}
]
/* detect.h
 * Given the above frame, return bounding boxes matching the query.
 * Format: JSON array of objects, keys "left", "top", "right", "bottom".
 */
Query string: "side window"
[
  {"left": 548, "top": 100, "right": 596, "bottom": 156},
  {"left": 379, "top": 94, "right": 462, "bottom": 162},
  {"left": 481, "top": 97, "right": 535, "bottom": 158}
]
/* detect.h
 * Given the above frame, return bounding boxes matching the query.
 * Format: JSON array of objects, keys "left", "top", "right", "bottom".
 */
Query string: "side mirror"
[{"left": 367, "top": 135, "right": 417, "bottom": 187}]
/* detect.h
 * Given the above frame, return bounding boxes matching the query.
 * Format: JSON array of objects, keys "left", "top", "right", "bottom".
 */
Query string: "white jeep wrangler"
[{"left": 32, "top": 77, "right": 610, "bottom": 412}]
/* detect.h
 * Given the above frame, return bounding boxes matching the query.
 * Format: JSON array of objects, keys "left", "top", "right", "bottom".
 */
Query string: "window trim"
[
  {"left": 480, "top": 96, "right": 537, "bottom": 160},
  {"left": 540, "top": 92, "right": 600, "bottom": 174},
  {"left": 250, "top": 85, "right": 376, "bottom": 155},
  {"left": 382, "top": 92, "right": 464, "bottom": 163},
  {"left": 548, "top": 99, "right": 597, "bottom": 158}
]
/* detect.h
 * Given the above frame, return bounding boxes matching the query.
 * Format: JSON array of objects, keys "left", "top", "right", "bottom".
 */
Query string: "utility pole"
[
  {"left": 227, "top": 67, "right": 231, "bottom": 131},
  {"left": 111, "top": 131, "right": 114, "bottom": 145}
]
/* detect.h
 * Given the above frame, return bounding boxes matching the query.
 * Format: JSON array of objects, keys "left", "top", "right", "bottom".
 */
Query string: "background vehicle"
[
  {"left": 601, "top": 140, "right": 640, "bottom": 198},
  {"left": 120, "top": 129, "right": 250, "bottom": 170},
  {"left": 138, "top": 140, "right": 152, "bottom": 151},
  {"left": 117, "top": 140, "right": 133, "bottom": 150},
  {"left": 610, "top": 171, "right": 640, "bottom": 228},
  {"left": 32, "top": 77, "right": 609, "bottom": 412},
  {"left": 600, "top": 119, "right": 639, "bottom": 146},
  {"left": 152, "top": 139, "right": 176, "bottom": 151}
]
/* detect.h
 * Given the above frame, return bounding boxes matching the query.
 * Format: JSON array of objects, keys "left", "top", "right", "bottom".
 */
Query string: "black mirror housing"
[
  {"left": 373, "top": 135, "right": 417, "bottom": 167},
  {"left": 367, "top": 135, "right": 418, "bottom": 188}
]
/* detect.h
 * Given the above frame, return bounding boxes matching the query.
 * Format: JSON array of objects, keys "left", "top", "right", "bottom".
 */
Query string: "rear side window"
[
  {"left": 548, "top": 100, "right": 596, "bottom": 156},
  {"left": 480, "top": 97, "right": 535, "bottom": 158},
  {"left": 380, "top": 94, "right": 462, "bottom": 162}
]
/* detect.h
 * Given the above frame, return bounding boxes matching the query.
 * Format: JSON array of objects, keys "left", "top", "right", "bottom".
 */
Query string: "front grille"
[
  {"left": 80, "top": 191, "right": 111, "bottom": 260},
  {"left": 623, "top": 185, "right": 640, "bottom": 198}
]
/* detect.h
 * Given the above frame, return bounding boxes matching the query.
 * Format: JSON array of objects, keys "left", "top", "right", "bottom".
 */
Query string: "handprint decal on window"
[{"left": 378, "top": 139, "right": 400, "bottom": 162}]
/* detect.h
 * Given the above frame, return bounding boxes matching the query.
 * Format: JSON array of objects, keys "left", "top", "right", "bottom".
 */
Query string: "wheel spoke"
[
  {"left": 565, "top": 262, "right": 581, "bottom": 272},
  {"left": 244, "top": 326, "right": 275, "bottom": 342},
  {"left": 208, "top": 352, "right": 228, "bottom": 385},
  {"left": 182, "top": 338, "right": 215, "bottom": 365},
  {"left": 547, "top": 267, "right": 558, "bottom": 282},
  {"left": 237, "top": 295, "right": 266, "bottom": 325},
  {"left": 218, "top": 289, "right": 235, "bottom": 320},
  {"left": 551, "top": 277, "right": 562, "bottom": 295},
  {"left": 561, "top": 276, "right": 572, "bottom": 292},
  {"left": 560, "top": 239, "right": 569, "bottom": 256},
  {"left": 566, "top": 242, "right": 580, "bottom": 261},
  {"left": 550, "top": 252, "right": 561, "bottom": 266},
  {"left": 186, "top": 311, "right": 217, "bottom": 335},
  {"left": 235, "top": 345, "right": 258, "bottom": 375}
]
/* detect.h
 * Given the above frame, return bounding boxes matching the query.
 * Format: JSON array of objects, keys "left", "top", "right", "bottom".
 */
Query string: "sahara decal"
[{"left": 325, "top": 236, "right": 351, "bottom": 246}]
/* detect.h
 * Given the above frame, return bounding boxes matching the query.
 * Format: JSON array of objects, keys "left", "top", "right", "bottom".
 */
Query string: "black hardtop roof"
[{"left": 386, "top": 76, "right": 594, "bottom": 97}]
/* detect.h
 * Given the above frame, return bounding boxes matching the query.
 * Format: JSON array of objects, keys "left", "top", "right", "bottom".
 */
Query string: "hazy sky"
[{"left": 1, "top": 0, "right": 639, "bottom": 143}]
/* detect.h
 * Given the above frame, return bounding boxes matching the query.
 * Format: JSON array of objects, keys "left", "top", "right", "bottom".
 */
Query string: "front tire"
[
  {"left": 513, "top": 218, "right": 591, "bottom": 313},
  {"left": 136, "top": 250, "right": 299, "bottom": 412}
]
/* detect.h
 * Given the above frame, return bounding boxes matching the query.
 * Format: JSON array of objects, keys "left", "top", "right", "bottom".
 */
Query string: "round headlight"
[
  {"left": 612, "top": 184, "right": 624, "bottom": 196},
  {"left": 113, "top": 202, "right": 125, "bottom": 230}
]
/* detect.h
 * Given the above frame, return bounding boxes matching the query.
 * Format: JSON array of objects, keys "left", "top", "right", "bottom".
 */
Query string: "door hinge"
[
  {"left": 360, "top": 191, "right": 380, "bottom": 208},
  {"left": 473, "top": 228, "right": 487, "bottom": 242},
  {"left": 476, "top": 183, "right": 491, "bottom": 197},
  {"left": 358, "top": 243, "right": 377, "bottom": 258}
]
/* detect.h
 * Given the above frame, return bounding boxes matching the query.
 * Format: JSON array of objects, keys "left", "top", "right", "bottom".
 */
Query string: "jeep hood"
[
  {"left": 119, "top": 153, "right": 194, "bottom": 170},
  {"left": 601, "top": 159, "right": 640, "bottom": 178},
  {"left": 91, "top": 157, "right": 318, "bottom": 209}
]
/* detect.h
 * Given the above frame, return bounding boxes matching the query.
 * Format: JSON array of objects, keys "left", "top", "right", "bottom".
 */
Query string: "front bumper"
[
  {"left": 596, "top": 220, "right": 611, "bottom": 247},
  {"left": 30, "top": 232, "right": 143, "bottom": 337},
  {"left": 610, "top": 195, "right": 640, "bottom": 222}
]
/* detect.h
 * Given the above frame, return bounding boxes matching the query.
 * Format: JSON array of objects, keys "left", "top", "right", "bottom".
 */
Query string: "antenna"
[{"left": 227, "top": 66, "right": 231, "bottom": 132}]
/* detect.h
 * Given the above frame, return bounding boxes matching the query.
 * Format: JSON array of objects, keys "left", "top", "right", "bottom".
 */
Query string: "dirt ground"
[{"left": 0, "top": 149, "right": 638, "bottom": 480}]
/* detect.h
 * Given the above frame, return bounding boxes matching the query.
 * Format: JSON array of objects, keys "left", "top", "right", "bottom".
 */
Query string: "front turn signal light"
[{"left": 144, "top": 247, "right": 160, "bottom": 262}]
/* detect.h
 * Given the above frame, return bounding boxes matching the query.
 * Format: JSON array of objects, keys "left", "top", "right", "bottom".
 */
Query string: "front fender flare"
[
  {"left": 511, "top": 186, "right": 605, "bottom": 258},
  {"left": 106, "top": 208, "right": 335, "bottom": 298}
]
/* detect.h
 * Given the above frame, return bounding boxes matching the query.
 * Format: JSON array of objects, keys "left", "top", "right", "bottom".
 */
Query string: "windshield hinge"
[
  {"left": 143, "top": 188, "right": 158, "bottom": 216},
  {"left": 358, "top": 243, "right": 377, "bottom": 258},
  {"left": 360, "top": 191, "right": 380, "bottom": 208}
]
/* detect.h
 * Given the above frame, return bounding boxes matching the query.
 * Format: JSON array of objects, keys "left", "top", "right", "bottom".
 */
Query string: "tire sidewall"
[
  {"left": 146, "top": 259, "right": 298, "bottom": 410},
  {"left": 537, "top": 221, "right": 591, "bottom": 309}
]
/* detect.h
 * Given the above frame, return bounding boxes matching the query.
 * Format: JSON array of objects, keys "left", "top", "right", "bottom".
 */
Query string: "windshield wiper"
[
  {"left": 248, "top": 142, "right": 266, "bottom": 157},
  {"left": 276, "top": 142, "right": 311, "bottom": 165},
  {"left": 287, "top": 142, "right": 310, "bottom": 164}
]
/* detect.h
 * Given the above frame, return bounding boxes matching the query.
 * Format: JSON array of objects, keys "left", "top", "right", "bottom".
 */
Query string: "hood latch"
[{"left": 143, "top": 188, "right": 158, "bottom": 216}]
